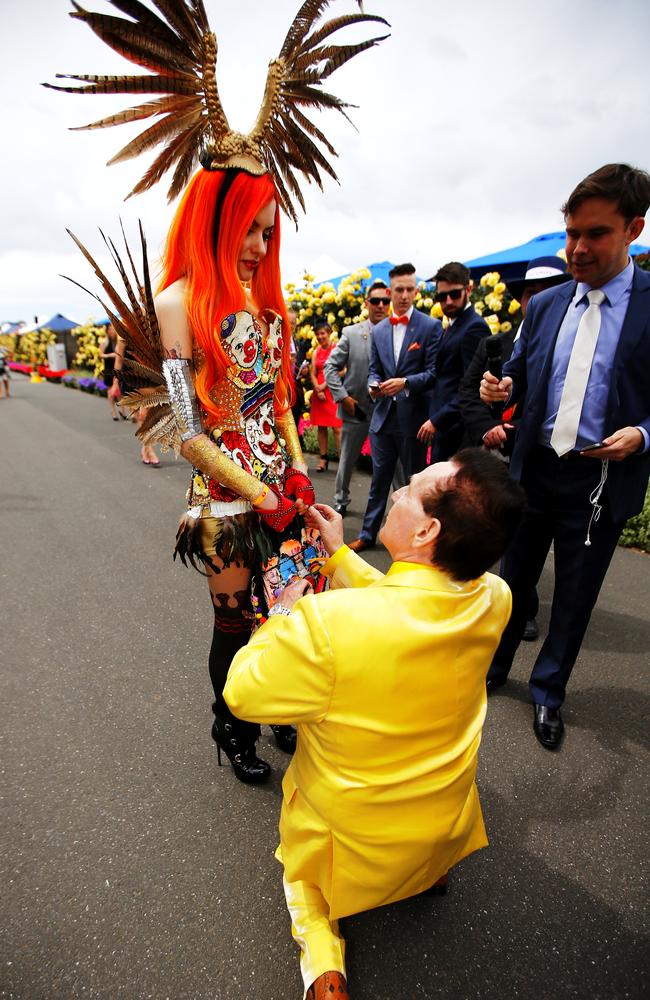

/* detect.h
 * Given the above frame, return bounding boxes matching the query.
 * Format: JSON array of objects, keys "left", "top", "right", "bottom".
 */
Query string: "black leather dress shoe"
[
  {"left": 533, "top": 704, "right": 564, "bottom": 750},
  {"left": 334, "top": 504, "right": 347, "bottom": 517},
  {"left": 523, "top": 618, "right": 539, "bottom": 641}
]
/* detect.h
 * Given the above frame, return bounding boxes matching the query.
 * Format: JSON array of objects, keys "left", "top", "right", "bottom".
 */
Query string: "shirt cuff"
[{"left": 635, "top": 426, "right": 650, "bottom": 452}]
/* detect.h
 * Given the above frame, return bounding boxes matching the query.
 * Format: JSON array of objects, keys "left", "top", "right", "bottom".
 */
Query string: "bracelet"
[
  {"left": 268, "top": 604, "right": 292, "bottom": 617},
  {"left": 251, "top": 484, "right": 270, "bottom": 507}
]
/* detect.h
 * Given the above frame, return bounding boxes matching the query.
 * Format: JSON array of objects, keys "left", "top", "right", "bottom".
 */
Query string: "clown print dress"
[{"left": 187, "top": 309, "right": 290, "bottom": 518}]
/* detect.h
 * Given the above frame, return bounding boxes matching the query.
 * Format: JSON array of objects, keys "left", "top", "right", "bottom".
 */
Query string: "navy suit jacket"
[
  {"left": 428, "top": 306, "right": 491, "bottom": 433},
  {"left": 368, "top": 309, "right": 440, "bottom": 436},
  {"left": 505, "top": 265, "right": 650, "bottom": 523}
]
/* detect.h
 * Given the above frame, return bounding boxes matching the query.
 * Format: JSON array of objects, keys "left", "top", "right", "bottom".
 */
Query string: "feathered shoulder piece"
[
  {"left": 65, "top": 224, "right": 181, "bottom": 451},
  {"left": 43, "top": 0, "right": 389, "bottom": 222}
]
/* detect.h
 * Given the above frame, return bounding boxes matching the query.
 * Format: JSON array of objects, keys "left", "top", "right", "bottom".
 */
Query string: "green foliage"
[
  {"left": 634, "top": 252, "right": 650, "bottom": 272},
  {"left": 619, "top": 485, "right": 650, "bottom": 553}
]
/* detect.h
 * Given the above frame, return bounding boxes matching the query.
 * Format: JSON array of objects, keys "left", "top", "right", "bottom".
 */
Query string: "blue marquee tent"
[
  {"left": 34, "top": 313, "right": 82, "bottom": 333},
  {"left": 465, "top": 232, "right": 650, "bottom": 283},
  {"left": 314, "top": 261, "right": 429, "bottom": 291}
]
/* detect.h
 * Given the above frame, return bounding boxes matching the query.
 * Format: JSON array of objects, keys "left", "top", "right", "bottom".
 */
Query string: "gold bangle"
[{"left": 251, "top": 485, "right": 270, "bottom": 507}]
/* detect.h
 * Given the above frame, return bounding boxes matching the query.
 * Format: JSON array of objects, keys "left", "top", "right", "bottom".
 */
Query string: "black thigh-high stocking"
[{"left": 206, "top": 559, "right": 260, "bottom": 746}]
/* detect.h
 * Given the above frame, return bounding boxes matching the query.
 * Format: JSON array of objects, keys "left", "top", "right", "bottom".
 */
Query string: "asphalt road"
[{"left": 1, "top": 378, "right": 648, "bottom": 1000}]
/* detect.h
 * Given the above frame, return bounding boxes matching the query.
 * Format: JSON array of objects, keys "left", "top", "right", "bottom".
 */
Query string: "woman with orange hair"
[{"left": 155, "top": 166, "right": 315, "bottom": 784}]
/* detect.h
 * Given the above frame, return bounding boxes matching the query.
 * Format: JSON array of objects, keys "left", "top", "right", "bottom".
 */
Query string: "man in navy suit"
[
  {"left": 349, "top": 263, "right": 440, "bottom": 552},
  {"left": 481, "top": 163, "right": 650, "bottom": 750},
  {"left": 418, "top": 261, "right": 490, "bottom": 462}
]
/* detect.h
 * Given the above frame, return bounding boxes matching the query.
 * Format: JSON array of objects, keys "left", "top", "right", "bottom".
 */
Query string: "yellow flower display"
[{"left": 471, "top": 271, "right": 521, "bottom": 336}]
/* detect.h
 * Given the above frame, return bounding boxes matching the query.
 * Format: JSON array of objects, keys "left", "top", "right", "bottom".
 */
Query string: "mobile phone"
[
  {"left": 581, "top": 441, "right": 604, "bottom": 451},
  {"left": 368, "top": 382, "right": 381, "bottom": 391}
]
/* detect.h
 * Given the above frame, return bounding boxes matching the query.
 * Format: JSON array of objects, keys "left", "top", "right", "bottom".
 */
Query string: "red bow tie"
[{"left": 390, "top": 315, "right": 409, "bottom": 326}]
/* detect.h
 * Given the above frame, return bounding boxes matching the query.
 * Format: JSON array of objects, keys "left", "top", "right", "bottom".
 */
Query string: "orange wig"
[{"left": 158, "top": 169, "right": 293, "bottom": 421}]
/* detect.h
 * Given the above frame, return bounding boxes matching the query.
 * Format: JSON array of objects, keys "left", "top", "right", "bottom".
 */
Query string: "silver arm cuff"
[{"left": 162, "top": 358, "right": 203, "bottom": 442}]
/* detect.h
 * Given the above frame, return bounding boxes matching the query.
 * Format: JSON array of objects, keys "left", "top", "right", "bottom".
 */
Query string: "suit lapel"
[{"left": 377, "top": 319, "right": 397, "bottom": 375}]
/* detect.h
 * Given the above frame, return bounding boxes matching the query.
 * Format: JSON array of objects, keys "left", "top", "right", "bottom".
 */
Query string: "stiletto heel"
[
  {"left": 271, "top": 724, "right": 297, "bottom": 754},
  {"left": 316, "top": 454, "right": 329, "bottom": 473},
  {"left": 211, "top": 717, "right": 271, "bottom": 784}
]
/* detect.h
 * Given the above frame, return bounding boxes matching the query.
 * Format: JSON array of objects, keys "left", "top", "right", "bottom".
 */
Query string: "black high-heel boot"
[
  {"left": 270, "top": 724, "right": 297, "bottom": 754},
  {"left": 212, "top": 717, "right": 271, "bottom": 785}
]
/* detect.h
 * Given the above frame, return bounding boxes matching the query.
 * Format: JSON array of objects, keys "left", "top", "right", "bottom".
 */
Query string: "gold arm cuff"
[
  {"left": 276, "top": 410, "right": 304, "bottom": 467},
  {"left": 181, "top": 435, "right": 263, "bottom": 503}
]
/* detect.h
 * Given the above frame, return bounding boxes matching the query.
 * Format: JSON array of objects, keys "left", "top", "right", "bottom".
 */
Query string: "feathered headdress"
[{"left": 43, "top": 0, "right": 389, "bottom": 223}]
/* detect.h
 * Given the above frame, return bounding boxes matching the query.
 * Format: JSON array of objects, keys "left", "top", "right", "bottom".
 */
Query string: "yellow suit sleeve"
[
  {"left": 322, "top": 544, "right": 384, "bottom": 590},
  {"left": 224, "top": 595, "right": 334, "bottom": 725}
]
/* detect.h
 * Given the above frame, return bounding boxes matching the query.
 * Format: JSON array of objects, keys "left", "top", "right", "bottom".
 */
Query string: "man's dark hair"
[
  {"left": 367, "top": 280, "right": 388, "bottom": 297},
  {"left": 433, "top": 261, "right": 471, "bottom": 286},
  {"left": 562, "top": 163, "right": 650, "bottom": 223},
  {"left": 422, "top": 449, "right": 525, "bottom": 582},
  {"left": 388, "top": 263, "right": 416, "bottom": 279}
]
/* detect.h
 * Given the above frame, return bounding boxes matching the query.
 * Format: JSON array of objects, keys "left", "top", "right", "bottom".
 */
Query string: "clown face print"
[
  {"left": 221, "top": 312, "right": 263, "bottom": 384},
  {"left": 245, "top": 396, "right": 285, "bottom": 475},
  {"left": 266, "top": 315, "right": 284, "bottom": 370}
]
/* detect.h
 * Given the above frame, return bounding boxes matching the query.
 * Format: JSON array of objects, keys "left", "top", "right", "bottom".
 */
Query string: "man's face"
[
  {"left": 366, "top": 288, "right": 391, "bottom": 324},
  {"left": 435, "top": 281, "right": 470, "bottom": 320},
  {"left": 379, "top": 461, "right": 458, "bottom": 557},
  {"left": 287, "top": 309, "right": 297, "bottom": 334},
  {"left": 565, "top": 197, "right": 644, "bottom": 288},
  {"left": 520, "top": 279, "right": 555, "bottom": 317},
  {"left": 390, "top": 273, "right": 417, "bottom": 316}
]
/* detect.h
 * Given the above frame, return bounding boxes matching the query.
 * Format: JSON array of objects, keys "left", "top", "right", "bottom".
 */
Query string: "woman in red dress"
[{"left": 310, "top": 321, "right": 342, "bottom": 472}]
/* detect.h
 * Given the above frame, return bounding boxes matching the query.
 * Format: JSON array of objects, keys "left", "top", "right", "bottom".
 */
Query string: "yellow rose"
[
  {"left": 485, "top": 313, "right": 500, "bottom": 330},
  {"left": 327, "top": 312, "right": 336, "bottom": 325},
  {"left": 474, "top": 300, "right": 485, "bottom": 314},
  {"left": 431, "top": 302, "right": 443, "bottom": 318},
  {"left": 423, "top": 297, "right": 433, "bottom": 309},
  {"left": 338, "top": 309, "right": 345, "bottom": 317},
  {"left": 486, "top": 272, "right": 499, "bottom": 288},
  {"left": 508, "top": 298, "right": 521, "bottom": 314},
  {"left": 305, "top": 308, "right": 313, "bottom": 317},
  {"left": 500, "top": 321, "right": 512, "bottom": 333},
  {"left": 494, "top": 282, "right": 506, "bottom": 295},
  {"left": 490, "top": 298, "right": 503, "bottom": 313}
]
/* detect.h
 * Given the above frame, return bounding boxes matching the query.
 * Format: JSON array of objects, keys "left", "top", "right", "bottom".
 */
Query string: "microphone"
[{"left": 485, "top": 337, "right": 504, "bottom": 418}]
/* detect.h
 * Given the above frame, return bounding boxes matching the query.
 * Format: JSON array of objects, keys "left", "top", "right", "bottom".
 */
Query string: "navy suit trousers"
[
  {"left": 360, "top": 410, "right": 427, "bottom": 542},
  {"left": 488, "top": 446, "right": 624, "bottom": 707}
]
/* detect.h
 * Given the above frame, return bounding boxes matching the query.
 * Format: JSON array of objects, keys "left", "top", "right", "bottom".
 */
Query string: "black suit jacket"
[
  {"left": 459, "top": 328, "right": 517, "bottom": 448},
  {"left": 427, "top": 306, "right": 490, "bottom": 457}
]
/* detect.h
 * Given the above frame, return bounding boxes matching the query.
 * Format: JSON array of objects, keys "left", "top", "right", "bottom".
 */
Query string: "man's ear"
[
  {"left": 627, "top": 216, "right": 645, "bottom": 244},
  {"left": 414, "top": 517, "right": 441, "bottom": 550}
]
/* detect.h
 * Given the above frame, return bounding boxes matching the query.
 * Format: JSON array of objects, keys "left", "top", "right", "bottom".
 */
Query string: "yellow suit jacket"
[{"left": 224, "top": 546, "right": 511, "bottom": 921}]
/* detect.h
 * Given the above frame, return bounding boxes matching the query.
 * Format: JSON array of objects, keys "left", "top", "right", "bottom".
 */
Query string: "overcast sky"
[{"left": 1, "top": 0, "right": 649, "bottom": 324}]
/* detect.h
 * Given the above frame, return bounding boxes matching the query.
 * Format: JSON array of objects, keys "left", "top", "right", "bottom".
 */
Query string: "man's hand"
[
  {"left": 480, "top": 370, "right": 512, "bottom": 404},
  {"left": 417, "top": 419, "right": 435, "bottom": 444},
  {"left": 580, "top": 426, "right": 645, "bottom": 461},
  {"left": 276, "top": 577, "right": 313, "bottom": 611},
  {"left": 341, "top": 395, "right": 358, "bottom": 417},
  {"left": 483, "top": 424, "right": 513, "bottom": 450},
  {"left": 379, "top": 377, "right": 406, "bottom": 397},
  {"left": 303, "top": 503, "right": 344, "bottom": 556}
]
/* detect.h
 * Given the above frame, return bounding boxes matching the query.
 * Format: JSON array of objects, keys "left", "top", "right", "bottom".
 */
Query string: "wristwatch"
[{"left": 269, "top": 604, "right": 292, "bottom": 617}]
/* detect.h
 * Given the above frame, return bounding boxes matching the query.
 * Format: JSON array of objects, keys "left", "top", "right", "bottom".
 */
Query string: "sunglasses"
[
  {"left": 368, "top": 297, "right": 391, "bottom": 306},
  {"left": 435, "top": 288, "right": 465, "bottom": 302}
]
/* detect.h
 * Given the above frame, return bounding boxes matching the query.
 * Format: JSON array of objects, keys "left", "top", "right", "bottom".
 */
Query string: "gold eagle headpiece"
[{"left": 43, "top": 0, "right": 389, "bottom": 223}]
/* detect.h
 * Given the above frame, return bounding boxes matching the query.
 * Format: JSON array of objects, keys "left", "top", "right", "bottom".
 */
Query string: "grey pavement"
[{"left": 1, "top": 378, "right": 648, "bottom": 1000}]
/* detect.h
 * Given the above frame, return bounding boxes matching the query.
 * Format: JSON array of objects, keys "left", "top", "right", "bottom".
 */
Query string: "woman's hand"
[{"left": 284, "top": 468, "right": 316, "bottom": 507}]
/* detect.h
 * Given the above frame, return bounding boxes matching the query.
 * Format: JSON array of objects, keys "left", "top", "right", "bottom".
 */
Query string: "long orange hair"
[{"left": 158, "top": 169, "right": 293, "bottom": 420}]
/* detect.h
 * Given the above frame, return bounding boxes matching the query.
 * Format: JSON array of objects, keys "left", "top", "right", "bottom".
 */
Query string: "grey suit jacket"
[{"left": 324, "top": 319, "right": 374, "bottom": 423}]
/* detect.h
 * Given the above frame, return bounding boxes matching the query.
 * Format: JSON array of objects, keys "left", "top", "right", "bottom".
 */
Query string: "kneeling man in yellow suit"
[{"left": 224, "top": 448, "right": 525, "bottom": 1000}]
